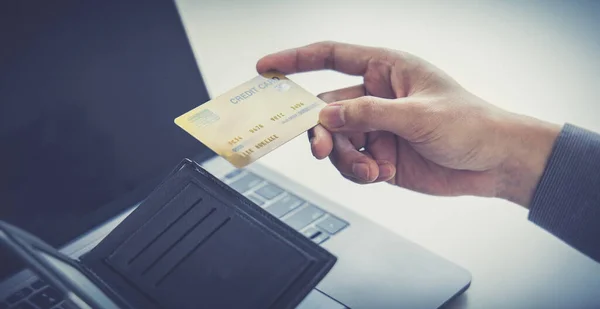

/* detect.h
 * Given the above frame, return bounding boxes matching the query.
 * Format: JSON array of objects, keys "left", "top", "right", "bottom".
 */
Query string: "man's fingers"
[
  {"left": 309, "top": 125, "right": 332, "bottom": 159},
  {"left": 365, "top": 132, "right": 398, "bottom": 182},
  {"left": 319, "top": 96, "right": 423, "bottom": 138},
  {"left": 341, "top": 173, "right": 372, "bottom": 185},
  {"left": 329, "top": 134, "right": 379, "bottom": 183},
  {"left": 308, "top": 84, "right": 366, "bottom": 159},
  {"left": 318, "top": 84, "right": 366, "bottom": 103},
  {"left": 257, "top": 41, "right": 387, "bottom": 76}
]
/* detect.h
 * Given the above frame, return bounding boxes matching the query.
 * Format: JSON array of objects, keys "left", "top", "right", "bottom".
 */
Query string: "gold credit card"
[{"left": 174, "top": 71, "right": 326, "bottom": 168}]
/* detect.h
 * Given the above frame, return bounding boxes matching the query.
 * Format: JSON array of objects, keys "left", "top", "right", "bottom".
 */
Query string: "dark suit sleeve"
[{"left": 529, "top": 124, "right": 600, "bottom": 263}]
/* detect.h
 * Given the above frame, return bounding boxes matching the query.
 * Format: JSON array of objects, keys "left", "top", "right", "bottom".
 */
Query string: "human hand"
[{"left": 257, "top": 41, "right": 561, "bottom": 207}]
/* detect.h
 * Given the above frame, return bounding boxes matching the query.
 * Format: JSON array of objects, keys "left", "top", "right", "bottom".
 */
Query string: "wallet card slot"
[
  {"left": 108, "top": 183, "right": 203, "bottom": 267},
  {"left": 126, "top": 202, "right": 215, "bottom": 275},
  {"left": 127, "top": 197, "right": 198, "bottom": 265},
  {"left": 152, "top": 215, "right": 231, "bottom": 286},
  {"left": 138, "top": 206, "right": 217, "bottom": 276}
]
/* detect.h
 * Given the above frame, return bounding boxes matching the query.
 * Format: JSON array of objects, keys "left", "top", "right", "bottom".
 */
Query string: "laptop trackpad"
[{"left": 317, "top": 220, "right": 472, "bottom": 309}]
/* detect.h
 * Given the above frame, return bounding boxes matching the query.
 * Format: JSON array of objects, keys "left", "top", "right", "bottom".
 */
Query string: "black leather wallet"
[{"left": 0, "top": 158, "right": 337, "bottom": 309}]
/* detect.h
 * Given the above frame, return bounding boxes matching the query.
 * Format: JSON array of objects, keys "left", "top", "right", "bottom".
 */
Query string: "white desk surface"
[{"left": 175, "top": 1, "right": 600, "bottom": 308}]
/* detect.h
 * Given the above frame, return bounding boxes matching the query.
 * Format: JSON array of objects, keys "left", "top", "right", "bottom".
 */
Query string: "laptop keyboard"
[
  {"left": 1, "top": 170, "right": 349, "bottom": 309},
  {"left": 3, "top": 280, "right": 64, "bottom": 309},
  {"left": 224, "top": 170, "right": 349, "bottom": 245}
]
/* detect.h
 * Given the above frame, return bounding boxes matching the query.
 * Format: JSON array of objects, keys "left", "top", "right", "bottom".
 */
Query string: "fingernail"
[
  {"left": 378, "top": 162, "right": 395, "bottom": 180},
  {"left": 320, "top": 105, "right": 344, "bottom": 128},
  {"left": 352, "top": 162, "right": 370, "bottom": 181}
]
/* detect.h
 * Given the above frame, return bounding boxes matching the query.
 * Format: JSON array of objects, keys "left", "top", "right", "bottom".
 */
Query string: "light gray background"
[{"left": 174, "top": 1, "right": 600, "bottom": 308}]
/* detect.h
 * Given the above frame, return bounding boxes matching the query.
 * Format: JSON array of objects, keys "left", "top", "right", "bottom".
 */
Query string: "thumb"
[{"left": 319, "top": 96, "right": 422, "bottom": 137}]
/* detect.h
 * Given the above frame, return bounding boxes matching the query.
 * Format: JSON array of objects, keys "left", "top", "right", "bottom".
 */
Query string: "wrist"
[{"left": 495, "top": 114, "right": 562, "bottom": 208}]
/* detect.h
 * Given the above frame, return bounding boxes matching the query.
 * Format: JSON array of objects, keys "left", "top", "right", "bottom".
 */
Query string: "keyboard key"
[
  {"left": 255, "top": 183, "right": 284, "bottom": 200},
  {"left": 6, "top": 287, "right": 32, "bottom": 304},
  {"left": 245, "top": 194, "right": 265, "bottom": 206},
  {"left": 265, "top": 194, "right": 304, "bottom": 218},
  {"left": 224, "top": 169, "right": 243, "bottom": 179},
  {"left": 312, "top": 232, "right": 329, "bottom": 244},
  {"left": 283, "top": 205, "right": 325, "bottom": 230},
  {"left": 317, "top": 216, "right": 349, "bottom": 235},
  {"left": 30, "top": 279, "right": 47, "bottom": 290},
  {"left": 228, "top": 173, "right": 262, "bottom": 193},
  {"left": 301, "top": 227, "right": 321, "bottom": 239},
  {"left": 30, "top": 287, "right": 63, "bottom": 309},
  {"left": 11, "top": 302, "right": 35, "bottom": 309}
]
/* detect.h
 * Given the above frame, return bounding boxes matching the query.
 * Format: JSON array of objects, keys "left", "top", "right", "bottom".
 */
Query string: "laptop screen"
[{"left": 0, "top": 0, "right": 212, "bottom": 278}]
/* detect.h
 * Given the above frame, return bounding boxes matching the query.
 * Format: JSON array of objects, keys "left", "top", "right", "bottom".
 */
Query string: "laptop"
[{"left": 0, "top": 1, "right": 471, "bottom": 308}]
